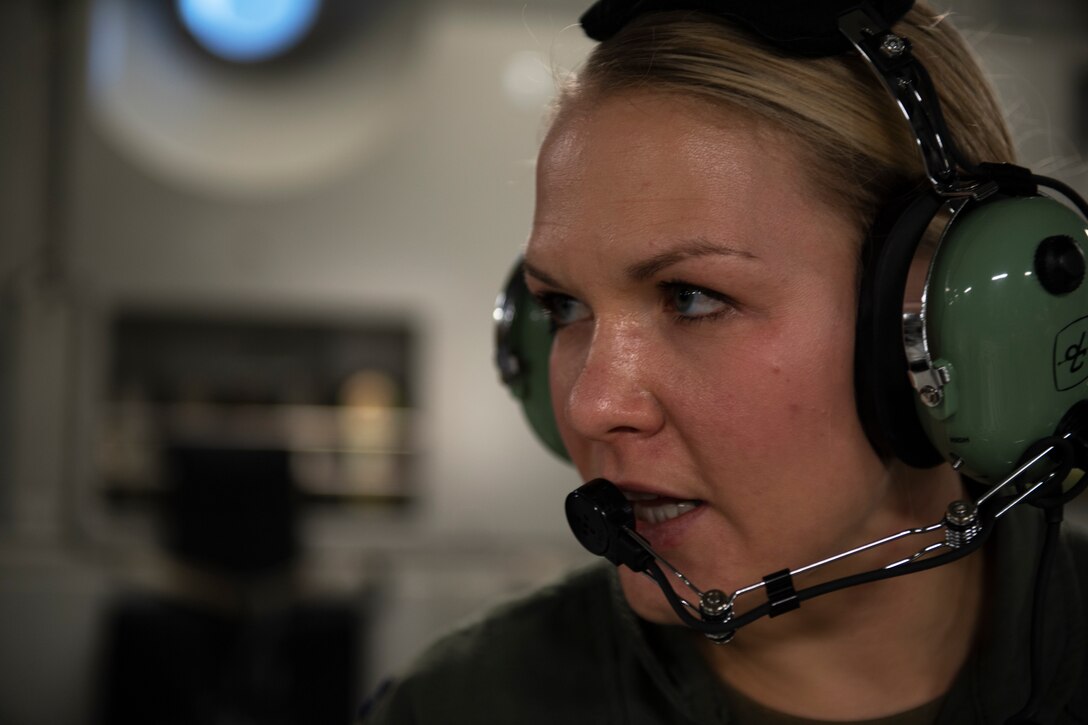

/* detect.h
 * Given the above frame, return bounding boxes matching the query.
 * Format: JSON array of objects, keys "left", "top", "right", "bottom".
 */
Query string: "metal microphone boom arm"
[{"left": 564, "top": 434, "right": 1076, "bottom": 643}]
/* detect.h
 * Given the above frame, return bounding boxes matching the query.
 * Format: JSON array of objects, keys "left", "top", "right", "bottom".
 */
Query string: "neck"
[{"left": 696, "top": 464, "right": 985, "bottom": 720}]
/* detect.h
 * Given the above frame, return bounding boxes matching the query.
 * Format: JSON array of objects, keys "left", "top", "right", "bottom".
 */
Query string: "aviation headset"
[{"left": 494, "top": 0, "right": 1088, "bottom": 487}]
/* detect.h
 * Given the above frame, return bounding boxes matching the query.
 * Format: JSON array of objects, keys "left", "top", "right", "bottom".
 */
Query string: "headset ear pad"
[
  {"left": 494, "top": 261, "right": 570, "bottom": 460},
  {"left": 855, "top": 190, "right": 946, "bottom": 468}
]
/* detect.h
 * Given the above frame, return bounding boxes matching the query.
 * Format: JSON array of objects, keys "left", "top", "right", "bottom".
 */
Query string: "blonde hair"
[{"left": 557, "top": 3, "right": 1016, "bottom": 232}]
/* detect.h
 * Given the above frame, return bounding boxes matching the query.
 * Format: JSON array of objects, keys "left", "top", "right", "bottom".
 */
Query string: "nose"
[{"left": 559, "top": 318, "right": 666, "bottom": 443}]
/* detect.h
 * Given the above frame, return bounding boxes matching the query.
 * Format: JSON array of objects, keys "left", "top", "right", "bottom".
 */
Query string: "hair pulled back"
[{"left": 558, "top": 3, "right": 1016, "bottom": 232}]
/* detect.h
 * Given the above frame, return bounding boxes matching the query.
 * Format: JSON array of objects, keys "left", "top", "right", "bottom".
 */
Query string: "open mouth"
[{"left": 623, "top": 491, "right": 703, "bottom": 525}]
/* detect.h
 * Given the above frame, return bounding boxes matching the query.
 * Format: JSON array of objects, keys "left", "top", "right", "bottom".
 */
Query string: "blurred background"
[{"left": 0, "top": 0, "right": 1085, "bottom": 723}]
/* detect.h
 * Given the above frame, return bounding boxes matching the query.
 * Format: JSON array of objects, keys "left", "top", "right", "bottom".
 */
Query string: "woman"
[{"left": 362, "top": 2, "right": 1088, "bottom": 722}]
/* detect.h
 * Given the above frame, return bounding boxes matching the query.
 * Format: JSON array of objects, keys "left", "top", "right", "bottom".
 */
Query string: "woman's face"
[{"left": 524, "top": 92, "right": 913, "bottom": 623}]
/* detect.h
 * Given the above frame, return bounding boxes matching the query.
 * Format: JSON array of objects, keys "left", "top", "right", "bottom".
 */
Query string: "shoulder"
[
  {"left": 359, "top": 564, "right": 621, "bottom": 725},
  {"left": 1059, "top": 517, "right": 1088, "bottom": 719},
  {"left": 1061, "top": 516, "right": 1088, "bottom": 566},
  {"left": 1059, "top": 516, "right": 1088, "bottom": 617},
  {"left": 402, "top": 562, "right": 615, "bottom": 681}
]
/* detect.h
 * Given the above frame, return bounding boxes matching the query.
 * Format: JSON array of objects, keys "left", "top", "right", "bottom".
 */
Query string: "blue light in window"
[{"left": 177, "top": 0, "right": 323, "bottom": 63}]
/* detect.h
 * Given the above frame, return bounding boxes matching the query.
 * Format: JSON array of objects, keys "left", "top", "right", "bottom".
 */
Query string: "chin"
[{"left": 617, "top": 565, "right": 688, "bottom": 625}]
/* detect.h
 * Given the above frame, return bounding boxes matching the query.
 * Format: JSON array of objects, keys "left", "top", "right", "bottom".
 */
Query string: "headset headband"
[
  {"left": 580, "top": 0, "right": 914, "bottom": 56},
  {"left": 581, "top": 0, "right": 978, "bottom": 196}
]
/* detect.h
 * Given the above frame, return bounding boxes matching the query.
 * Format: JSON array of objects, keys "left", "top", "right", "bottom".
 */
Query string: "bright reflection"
[
  {"left": 502, "top": 51, "right": 553, "bottom": 110},
  {"left": 176, "top": 0, "right": 322, "bottom": 62},
  {"left": 991, "top": 273, "right": 1008, "bottom": 281}
]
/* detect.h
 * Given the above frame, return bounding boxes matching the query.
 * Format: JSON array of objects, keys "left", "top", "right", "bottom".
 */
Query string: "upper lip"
[{"left": 611, "top": 481, "right": 700, "bottom": 502}]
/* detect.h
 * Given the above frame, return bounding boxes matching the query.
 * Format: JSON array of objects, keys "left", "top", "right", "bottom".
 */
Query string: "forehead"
[
  {"left": 541, "top": 92, "right": 775, "bottom": 185},
  {"left": 531, "top": 92, "right": 847, "bottom": 262}
]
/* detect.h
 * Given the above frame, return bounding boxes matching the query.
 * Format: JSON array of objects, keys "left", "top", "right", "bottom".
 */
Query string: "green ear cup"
[
  {"left": 918, "top": 195, "right": 1088, "bottom": 482},
  {"left": 494, "top": 261, "right": 570, "bottom": 461}
]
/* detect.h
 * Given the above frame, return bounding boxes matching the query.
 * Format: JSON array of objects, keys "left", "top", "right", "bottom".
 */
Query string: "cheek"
[{"left": 684, "top": 304, "right": 865, "bottom": 461}]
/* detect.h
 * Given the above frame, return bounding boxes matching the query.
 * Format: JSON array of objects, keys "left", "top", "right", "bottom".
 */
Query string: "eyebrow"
[
  {"left": 626, "top": 238, "right": 758, "bottom": 280},
  {"left": 523, "top": 238, "right": 757, "bottom": 289},
  {"left": 523, "top": 261, "right": 562, "bottom": 289}
]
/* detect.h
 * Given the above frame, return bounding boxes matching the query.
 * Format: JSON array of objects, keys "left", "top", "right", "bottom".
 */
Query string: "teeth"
[
  {"left": 622, "top": 491, "right": 659, "bottom": 501},
  {"left": 632, "top": 499, "right": 699, "bottom": 524}
]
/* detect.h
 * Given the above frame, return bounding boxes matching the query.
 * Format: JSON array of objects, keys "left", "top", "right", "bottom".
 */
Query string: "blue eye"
[
  {"left": 536, "top": 293, "right": 590, "bottom": 328},
  {"left": 662, "top": 282, "right": 730, "bottom": 320}
]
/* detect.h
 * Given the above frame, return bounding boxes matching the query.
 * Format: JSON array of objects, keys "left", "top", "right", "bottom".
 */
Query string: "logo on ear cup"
[{"left": 1055, "top": 316, "right": 1088, "bottom": 391}]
